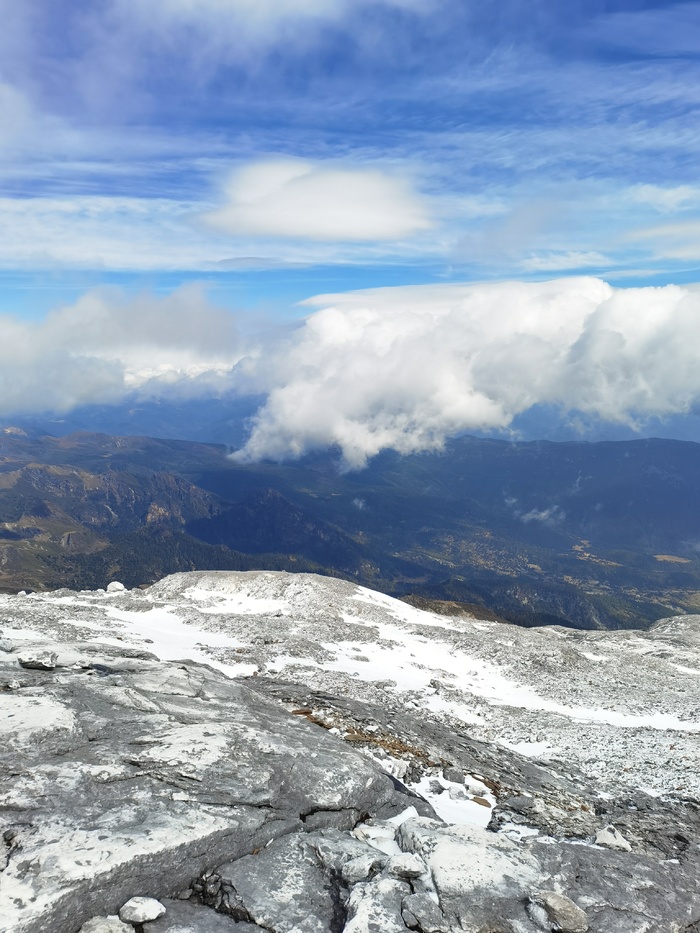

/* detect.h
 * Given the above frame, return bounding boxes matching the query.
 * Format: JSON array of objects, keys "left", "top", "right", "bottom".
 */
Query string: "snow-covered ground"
[{"left": 1, "top": 570, "right": 698, "bottom": 798}]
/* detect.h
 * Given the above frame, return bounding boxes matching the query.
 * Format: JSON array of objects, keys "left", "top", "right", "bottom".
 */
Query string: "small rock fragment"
[
  {"left": 506, "top": 795, "right": 536, "bottom": 813},
  {"left": 107, "top": 581, "right": 126, "bottom": 593},
  {"left": 18, "top": 651, "right": 58, "bottom": 670},
  {"left": 529, "top": 891, "right": 588, "bottom": 932},
  {"left": 79, "top": 917, "right": 132, "bottom": 933},
  {"left": 118, "top": 897, "right": 167, "bottom": 924},
  {"left": 387, "top": 852, "right": 427, "bottom": 880},
  {"left": 595, "top": 825, "right": 632, "bottom": 851},
  {"left": 442, "top": 766, "right": 464, "bottom": 784}
]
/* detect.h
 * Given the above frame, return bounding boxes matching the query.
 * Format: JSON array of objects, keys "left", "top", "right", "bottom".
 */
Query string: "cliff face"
[{"left": 1, "top": 571, "right": 698, "bottom": 932}]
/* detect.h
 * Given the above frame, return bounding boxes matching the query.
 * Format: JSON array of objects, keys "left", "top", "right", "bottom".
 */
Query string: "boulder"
[{"left": 119, "top": 897, "right": 167, "bottom": 924}]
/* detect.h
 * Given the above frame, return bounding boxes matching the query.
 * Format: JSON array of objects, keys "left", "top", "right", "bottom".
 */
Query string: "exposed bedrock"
[
  {"left": 0, "top": 642, "right": 412, "bottom": 933},
  {"left": 1, "top": 568, "right": 699, "bottom": 933}
]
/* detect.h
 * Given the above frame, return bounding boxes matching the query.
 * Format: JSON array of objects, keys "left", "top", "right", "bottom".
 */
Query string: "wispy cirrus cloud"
[{"left": 112, "top": 0, "right": 436, "bottom": 51}]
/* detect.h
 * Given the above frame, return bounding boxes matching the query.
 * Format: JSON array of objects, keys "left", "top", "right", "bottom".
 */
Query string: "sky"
[{"left": 2, "top": 0, "right": 700, "bottom": 462}]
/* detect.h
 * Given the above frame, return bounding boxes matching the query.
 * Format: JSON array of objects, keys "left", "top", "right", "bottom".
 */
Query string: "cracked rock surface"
[
  {"left": 0, "top": 641, "right": 411, "bottom": 933},
  {"left": 1, "top": 570, "right": 699, "bottom": 933}
]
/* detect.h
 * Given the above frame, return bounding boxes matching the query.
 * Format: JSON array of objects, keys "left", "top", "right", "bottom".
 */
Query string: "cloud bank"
[
  {"left": 6, "top": 278, "right": 700, "bottom": 469},
  {"left": 234, "top": 277, "right": 700, "bottom": 468},
  {"left": 0, "top": 284, "right": 244, "bottom": 416}
]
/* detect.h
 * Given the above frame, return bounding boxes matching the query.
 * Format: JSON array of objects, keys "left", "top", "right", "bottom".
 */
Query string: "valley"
[{"left": 1, "top": 427, "right": 699, "bottom": 630}]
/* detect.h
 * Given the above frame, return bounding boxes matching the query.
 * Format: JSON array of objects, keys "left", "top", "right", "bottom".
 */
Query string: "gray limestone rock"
[
  {"left": 17, "top": 649, "right": 58, "bottom": 670},
  {"left": 307, "top": 829, "right": 382, "bottom": 875},
  {"left": 2, "top": 571, "right": 700, "bottom": 933},
  {"left": 386, "top": 853, "right": 426, "bottom": 880},
  {"left": 215, "top": 833, "right": 341, "bottom": 932},
  {"left": 341, "top": 853, "right": 386, "bottom": 885},
  {"left": 441, "top": 767, "right": 464, "bottom": 784},
  {"left": 401, "top": 893, "right": 447, "bottom": 933},
  {"left": 147, "top": 899, "right": 257, "bottom": 932},
  {"left": 344, "top": 878, "right": 410, "bottom": 933},
  {"left": 0, "top": 642, "right": 411, "bottom": 933},
  {"left": 595, "top": 825, "right": 632, "bottom": 851},
  {"left": 528, "top": 891, "right": 588, "bottom": 932}
]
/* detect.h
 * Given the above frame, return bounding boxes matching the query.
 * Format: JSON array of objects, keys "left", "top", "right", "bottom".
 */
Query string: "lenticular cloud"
[{"left": 234, "top": 277, "right": 700, "bottom": 468}]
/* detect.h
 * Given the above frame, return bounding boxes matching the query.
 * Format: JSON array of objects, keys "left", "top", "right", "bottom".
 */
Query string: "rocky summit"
[{"left": 1, "top": 571, "right": 699, "bottom": 933}]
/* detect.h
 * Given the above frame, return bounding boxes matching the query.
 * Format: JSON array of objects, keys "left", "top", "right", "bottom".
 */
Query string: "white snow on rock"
[
  {"left": 409, "top": 775, "right": 496, "bottom": 829},
  {"left": 0, "top": 695, "right": 76, "bottom": 745},
  {"left": 0, "top": 570, "right": 698, "bottom": 797}
]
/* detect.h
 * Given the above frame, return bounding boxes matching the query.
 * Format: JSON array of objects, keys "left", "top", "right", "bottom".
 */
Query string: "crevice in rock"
[
  {"left": 299, "top": 806, "right": 365, "bottom": 825},
  {"left": 327, "top": 868, "right": 348, "bottom": 933},
  {"left": 2, "top": 830, "right": 15, "bottom": 871}
]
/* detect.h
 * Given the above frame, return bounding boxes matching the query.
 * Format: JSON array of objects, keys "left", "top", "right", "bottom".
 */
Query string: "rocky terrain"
[{"left": 1, "top": 571, "right": 699, "bottom": 932}]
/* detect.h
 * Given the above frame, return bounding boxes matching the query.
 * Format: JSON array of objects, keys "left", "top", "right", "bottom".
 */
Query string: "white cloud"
[
  {"left": 0, "top": 179, "right": 436, "bottom": 270},
  {"left": 233, "top": 277, "right": 700, "bottom": 468},
  {"left": 0, "top": 83, "right": 79, "bottom": 162},
  {"left": 630, "top": 184, "right": 700, "bottom": 214},
  {"left": 8, "top": 276, "right": 700, "bottom": 465},
  {"left": 519, "top": 506, "right": 565, "bottom": 527},
  {"left": 0, "top": 284, "right": 244, "bottom": 415},
  {"left": 203, "top": 159, "right": 433, "bottom": 242}
]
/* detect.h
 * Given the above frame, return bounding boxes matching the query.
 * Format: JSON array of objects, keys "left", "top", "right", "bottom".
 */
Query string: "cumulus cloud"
[
  {"left": 233, "top": 277, "right": 700, "bottom": 468},
  {"left": 0, "top": 284, "right": 244, "bottom": 416},
  {"left": 10, "top": 276, "right": 700, "bottom": 470},
  {"left": 203, "top": 159, "right": 433, "bottom": 242}
]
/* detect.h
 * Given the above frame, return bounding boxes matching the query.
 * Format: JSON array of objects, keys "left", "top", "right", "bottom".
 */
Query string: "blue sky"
[
  {"left": 3, "top": 1, "right": 700, "bottom": 458},
  {"left": 2, "top": 0, "right": 700, "bottom": 312}
]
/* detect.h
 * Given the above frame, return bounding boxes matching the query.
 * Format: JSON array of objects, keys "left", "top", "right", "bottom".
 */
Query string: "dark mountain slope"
[{"left": 2, "top": 426, "right": 700, "bottom": 628}]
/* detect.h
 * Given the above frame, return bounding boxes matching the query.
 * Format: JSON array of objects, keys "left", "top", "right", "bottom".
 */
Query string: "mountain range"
[{"left": 1, "top": 426, "right": 700, "bottom": 630}]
